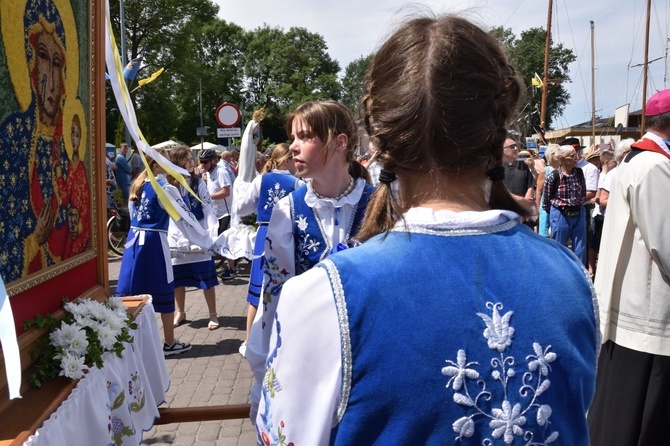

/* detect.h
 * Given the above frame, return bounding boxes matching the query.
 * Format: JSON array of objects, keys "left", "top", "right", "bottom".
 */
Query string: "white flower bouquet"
[{"left": 23, "top": 298, "right": 137, "bottom": 387}]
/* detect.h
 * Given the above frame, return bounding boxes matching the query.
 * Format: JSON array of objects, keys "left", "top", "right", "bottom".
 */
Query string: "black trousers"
[{"left": 588, "top": 341, "right": 670, "bottom": 446}]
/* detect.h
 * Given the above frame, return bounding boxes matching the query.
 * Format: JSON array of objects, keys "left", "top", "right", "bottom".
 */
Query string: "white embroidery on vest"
[
  {"left": 136, "top": 191, "right": 151, "bottom": 221},
  {"left": 264, "top": 182, "right": 287, "bottom": 210},
  {"left": 441, "top": 302, "right": 559, "bottom": 444}
]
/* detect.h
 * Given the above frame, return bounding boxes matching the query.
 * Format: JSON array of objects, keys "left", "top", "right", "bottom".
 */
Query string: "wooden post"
[
  {"left": 540, "top": 0, "right": 553, "bottom": 142},
  {"left": 641, "top": 0, "right": 651, "bottom": 135}
]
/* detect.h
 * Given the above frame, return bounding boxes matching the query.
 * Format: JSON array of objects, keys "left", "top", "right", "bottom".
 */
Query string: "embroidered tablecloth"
[{"left": 24, "top": 297, "right": 169, "bottom": 446}]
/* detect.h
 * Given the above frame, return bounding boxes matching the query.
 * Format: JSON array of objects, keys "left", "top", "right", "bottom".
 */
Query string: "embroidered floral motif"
[
  {"left": 135, "top": 191, "right": 151, "bottom": 221},
  {"left": 106, "top": 379, "right": 135, "bottom": 445},
  {"left": 296, "top": 215, "right": 308, "bottom": 232},
  {"left": 260, "top": 314, "right": 291, "bottom": 446},
  {"left": 263, "top": 256, "right": 288, "bottom": 305},
  {"left": 128, "top": 371, "right": 146, "bottom": 413},
  {"left": 264, "top": 183, "right": 288, "bottom": 211},
  {"left": 294, "top": 213, "right": 321, "bottom": 273},
  {"left": 442, "top": 302, "right": 559, "bottom": 445}
]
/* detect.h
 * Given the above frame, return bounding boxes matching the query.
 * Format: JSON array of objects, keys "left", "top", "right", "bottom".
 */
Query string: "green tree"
[
  {"left": 106, "top": 0, "right": 220, "bottom": 144},
  {"left": 242, "top": 25, "right": 341, "bottom": 143},
  {"left": 491, "top": 26, "right": 576, "bottom": 136},
  {"left": 169, "top": 19, "right": 247, "bottom": 145},
  {"left": 340, "top": 54, "right": 374, "bottom": 115}
]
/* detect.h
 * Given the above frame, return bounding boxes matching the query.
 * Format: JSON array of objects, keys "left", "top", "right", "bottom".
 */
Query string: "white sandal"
[{"left": 208, "top": 313, "right": 219, "bottom": 330}]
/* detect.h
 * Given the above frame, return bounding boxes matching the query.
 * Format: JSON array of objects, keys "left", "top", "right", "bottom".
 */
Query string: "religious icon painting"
[{"left": 0, "top": 0, "right": 101, "bottom": 297}]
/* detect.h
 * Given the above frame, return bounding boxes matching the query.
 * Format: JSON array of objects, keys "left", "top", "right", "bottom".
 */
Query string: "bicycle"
[{"left": 107, "top": 206, "right": 130, "bottom": 256}]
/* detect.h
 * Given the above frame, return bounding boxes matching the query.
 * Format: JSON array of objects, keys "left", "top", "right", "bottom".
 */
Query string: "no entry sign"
[{"left": 215, "top": 103, "right": 241, "bottom": 128}]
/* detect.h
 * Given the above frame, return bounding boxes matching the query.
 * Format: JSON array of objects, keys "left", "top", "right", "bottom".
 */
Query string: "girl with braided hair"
[{"left": 254, "top": 14, "right": 598, "bottom": 445}]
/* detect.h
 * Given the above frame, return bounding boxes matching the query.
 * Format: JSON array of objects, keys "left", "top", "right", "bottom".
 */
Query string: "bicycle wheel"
[{"left": 107, "top": 216, "right": 127, "bottom": 256}]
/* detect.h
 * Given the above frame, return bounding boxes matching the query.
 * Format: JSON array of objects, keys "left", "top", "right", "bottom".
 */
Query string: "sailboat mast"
[
  {"left": 540, "top": 0, "right": 553, "bottom": 142},
  {"left": 641, "top": 0, "right": 651, "bottom": 135},
  {"left": 591, "top": 21, "right": 596, "bottom": 147}
]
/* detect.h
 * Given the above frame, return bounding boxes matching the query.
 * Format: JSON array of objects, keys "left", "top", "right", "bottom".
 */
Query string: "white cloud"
[{"left": 213, "top": 0, "right": 670, "bottom": 128}]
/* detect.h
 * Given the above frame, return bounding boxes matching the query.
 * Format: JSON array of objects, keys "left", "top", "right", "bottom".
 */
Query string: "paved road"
[{"left": 108, "top": 256, "right": 257, "bottom": 445}]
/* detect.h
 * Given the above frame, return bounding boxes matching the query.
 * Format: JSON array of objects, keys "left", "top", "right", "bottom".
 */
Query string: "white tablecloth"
[{"left": 25, "top": 298, "right": 169, "bottom": 446}]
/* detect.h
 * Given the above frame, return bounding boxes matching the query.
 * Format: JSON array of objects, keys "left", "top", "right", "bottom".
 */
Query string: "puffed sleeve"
[
  {"left": 160, "top": 182, "right": 213, "bottom": 249},
  {"left": 235, "top": 174, "right": 263, "bottom": 217},
  {"left": 246, "top": 195, "right": 296, "bottom": 416},
  {"left": 198, "top": 179, "right": 219, "bottom": 239},
  {"left": 255, "top": 265, "right": 342, "bottom": 445}
]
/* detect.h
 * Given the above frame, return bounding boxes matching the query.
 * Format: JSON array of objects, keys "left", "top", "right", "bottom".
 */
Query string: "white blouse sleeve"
[
  {"left": 235, "top": 175, "right": 262, "bottom": 218},
  {"left": 246, "top": 195, "right": 296, "bottom": 414},
  {"left": 198, "top": 180, "right": 219, "bottom": 239},
  {"left": 161, "top": 182, "right": 214, "bottom": 249},
  {"left": 255, "top": 266, "right": 342, "bottom": 445}
]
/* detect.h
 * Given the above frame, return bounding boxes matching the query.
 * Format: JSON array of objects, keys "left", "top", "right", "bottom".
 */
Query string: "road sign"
[
  {"left": 215, "top": 103, "right": 241, "bottom": 128},
  {"left": 217, "top": 127, "right": 241, "bottom": 138}
]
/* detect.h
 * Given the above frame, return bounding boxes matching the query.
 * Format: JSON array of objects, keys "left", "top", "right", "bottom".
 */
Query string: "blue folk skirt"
[
  {"left": 173, "top": 259, "right": 218, "bottom": 290},
  {"left": 246, "top": 225, "right": 268, "bottom": 307},
  {"left": 116, "top": 230, "right": 175, "bottom": 313}
]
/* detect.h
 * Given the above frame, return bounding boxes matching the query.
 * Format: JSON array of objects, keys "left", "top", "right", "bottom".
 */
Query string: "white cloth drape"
[{"left": 25, "top": 297, "right": 169, "bottom": 446}]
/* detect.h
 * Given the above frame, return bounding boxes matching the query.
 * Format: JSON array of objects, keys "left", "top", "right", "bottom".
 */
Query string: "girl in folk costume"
[
  {"left": 254, "top": 15, "right": 599, "bottom": 445},
  {"left": 246, "top": 100, "right": 374, "bottom": 417},
  {"left": 234, "top": 143, "right": 302, "bottom": 355},
  {"left": 116, "top": 151, "right": 214, "bottom": 356},
  {"left": 167, "top": 146, "right": 220, "bottom": 330}
]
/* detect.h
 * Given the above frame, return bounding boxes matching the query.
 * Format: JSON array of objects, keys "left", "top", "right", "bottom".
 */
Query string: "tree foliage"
[
  {"left": 341, "top": 54, "right": 374, "bottom": 115},
  {"left": 105, "top": 1, "right": 576, "bottom": 146},
  {"left": 491, "top": 26, "right": 576, "bottom": 136}
]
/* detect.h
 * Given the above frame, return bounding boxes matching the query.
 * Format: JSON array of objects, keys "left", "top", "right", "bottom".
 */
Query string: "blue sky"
[{"left": 214, "top": 0, "right": 670, "bottom": 129}]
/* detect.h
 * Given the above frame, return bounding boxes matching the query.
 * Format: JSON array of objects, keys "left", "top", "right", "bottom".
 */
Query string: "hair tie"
[
  {"left": 486, "top": 166, "right": 505, "bottom": 181},
  {"left": 379, "top": 168, "right": 396, "bottom": 184}
]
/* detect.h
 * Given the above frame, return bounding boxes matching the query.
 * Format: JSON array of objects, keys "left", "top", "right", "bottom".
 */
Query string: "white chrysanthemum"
[
  {"left": 74, "top": 313, "right": 95, "bottom": 329},
  {"left": 87, "top": 300, "right": 109, "bottom": 321},
  {"left": 58, "top": 352, "right": 88, "bottom": 379},
  {"left": 50, "top": 321, "right": 86, "bottom": 349},
  {"left": 64, "top": 301, "right": 87, "bottom": 317},
  {"left": 106, "top": 313, "right": 125, "bottom": 331},
  {"left": 96, "top": 324, "right": 118, "bottom": 351},
  {"left": 66, "top": 327, "right": 90, "bottom": 356}
]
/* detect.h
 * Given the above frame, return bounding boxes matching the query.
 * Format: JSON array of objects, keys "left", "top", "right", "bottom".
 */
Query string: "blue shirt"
[{"left": 115, "top": 155, "right": 132, "bottom": 187}]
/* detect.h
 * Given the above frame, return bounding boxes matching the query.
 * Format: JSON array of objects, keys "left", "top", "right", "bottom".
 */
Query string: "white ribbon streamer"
[{"left": 0, "top": 274, "right": 21, "bottom": 399}]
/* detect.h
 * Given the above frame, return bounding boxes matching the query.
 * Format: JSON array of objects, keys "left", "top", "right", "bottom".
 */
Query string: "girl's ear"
[{"left": 335, "top": 133, "right": 348, "bottom": 152}]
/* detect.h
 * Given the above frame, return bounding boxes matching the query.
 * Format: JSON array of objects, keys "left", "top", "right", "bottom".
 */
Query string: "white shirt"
[
  {"left": 204, "top": 163, "right": 232, "bottom": 218},
  {"left": 577, "top": 157, "right": 599, "bottom": 192}
]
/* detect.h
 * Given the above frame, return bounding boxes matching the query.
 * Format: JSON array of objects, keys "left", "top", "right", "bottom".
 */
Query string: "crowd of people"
[{"left": 107, "top": 13, "right": 668, "bottom": 446}]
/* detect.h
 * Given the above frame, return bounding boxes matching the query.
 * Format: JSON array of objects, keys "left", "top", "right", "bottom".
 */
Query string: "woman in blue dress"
[
  {"left": 235, "top": 143, "right": 302, "bottom": 355},
  {"left": 254, "top": 15, "right": 599, "bottom": 445},
  {"left": 167, "top": 146, "right": 220, "bottom": 330},
  {"left": 116, "top": 151, "right": 214, "bottom": 356}
]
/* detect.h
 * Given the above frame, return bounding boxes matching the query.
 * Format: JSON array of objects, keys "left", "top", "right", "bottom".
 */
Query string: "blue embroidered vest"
[
  {"left": 290, "top": 183, "right": 373, "bottom": 274},
  {"left": 257, "top": 172, "right": 299, "bottom": 224},
  {"left": 130, "top": 180, "right": 170, "bottom": 231},
  {"left": 320, "top": 222, "right": 597, "bottom": 446},
  {"left": 183, "top": 177, "right": 205, "bottom": 221}
]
